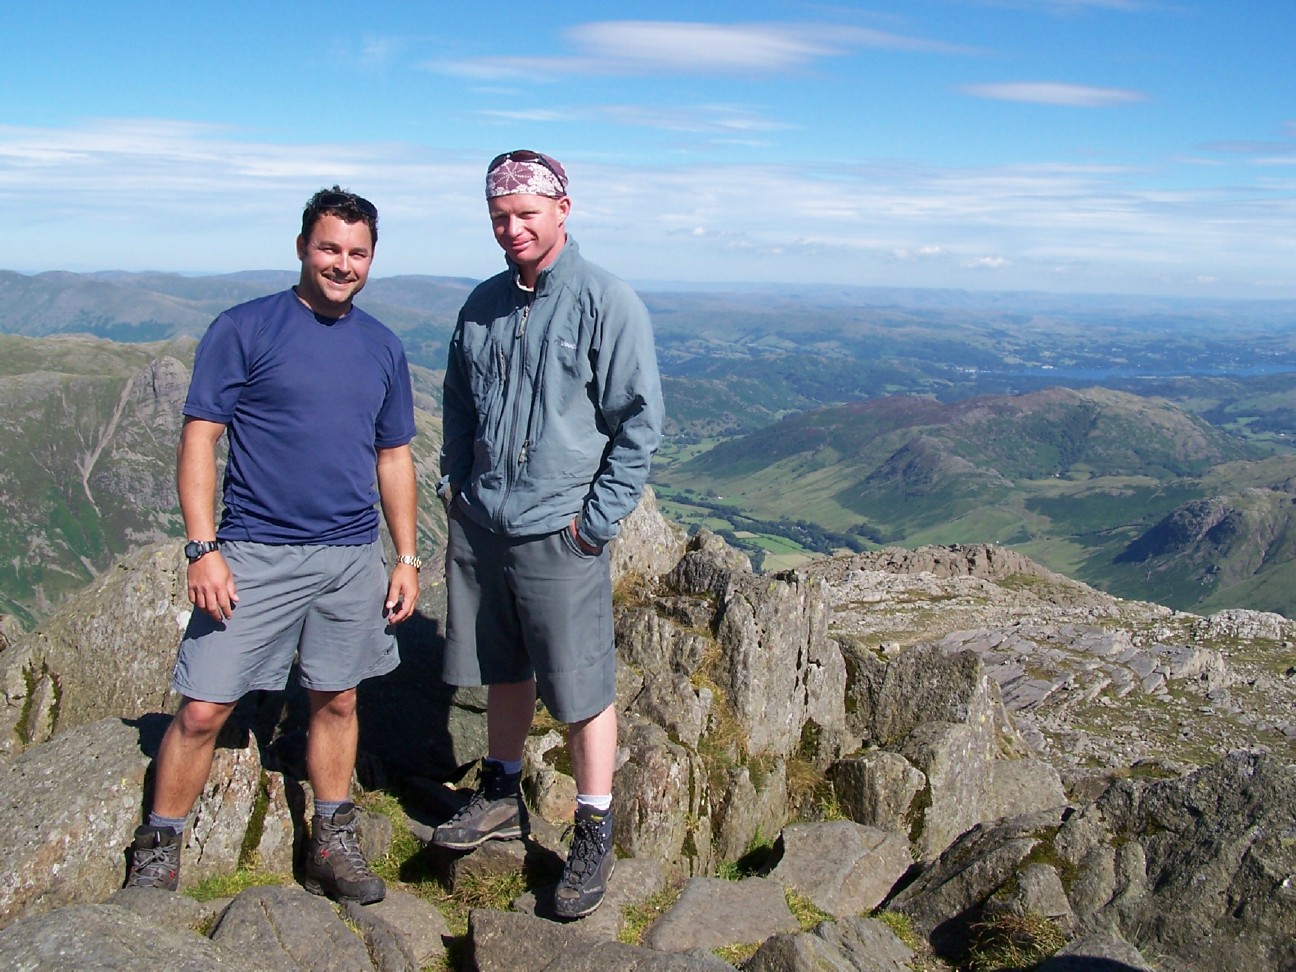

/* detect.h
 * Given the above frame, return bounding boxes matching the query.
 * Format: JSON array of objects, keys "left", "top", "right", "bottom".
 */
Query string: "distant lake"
[{"left": 975, "top": 364, "right": 1296, "bottom": 380}]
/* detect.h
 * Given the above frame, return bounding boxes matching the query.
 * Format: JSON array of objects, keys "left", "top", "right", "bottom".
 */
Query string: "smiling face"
[
  {"left": 294, "top": 213, "right": 374, "bottom": 317},
  {"left": 488, "top": 192, "right": 570, "bottom": 287}
]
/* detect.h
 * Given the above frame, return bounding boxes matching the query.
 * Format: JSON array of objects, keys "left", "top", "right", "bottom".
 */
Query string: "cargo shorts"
[{"left": 442, "top": 502, "right": 615, "bottom": 724}]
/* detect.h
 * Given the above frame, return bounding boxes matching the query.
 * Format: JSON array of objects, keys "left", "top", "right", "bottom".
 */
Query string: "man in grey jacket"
[{"left": 433, "top": 150, "right": 663, "bottom": 918}]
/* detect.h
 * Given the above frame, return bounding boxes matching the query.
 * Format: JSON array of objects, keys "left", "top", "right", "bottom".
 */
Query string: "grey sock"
[
  {"left": 147, "top": 812, "right": 187, "bottom": 834},
  {"left": 314, "top": 799, "right": 347, "bottom": 820}
]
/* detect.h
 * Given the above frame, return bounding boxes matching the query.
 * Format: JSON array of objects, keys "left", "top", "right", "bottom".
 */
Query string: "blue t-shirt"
[{"left": 184, "top": 289, "right": 416, "bottom": 545}]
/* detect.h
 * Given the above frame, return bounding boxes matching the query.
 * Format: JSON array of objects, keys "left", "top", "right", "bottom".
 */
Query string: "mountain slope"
[
  {"left": 0, "top": 334, "right": 445, "bottom": 627},
  {"left": 658, "top": 386, "right": 1281, "bottom": 611}
]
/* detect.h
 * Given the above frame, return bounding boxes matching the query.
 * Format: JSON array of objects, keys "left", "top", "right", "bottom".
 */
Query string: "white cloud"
[
  {"left": 960, "top": 82, "right": 1147, "bottom": 107},
  {"left": 434, "top": 21, "right": 971, "bottom": 81},
  {"left": 2, "top": 119, "right": 1293, "bottom": 297},
  {"left": 963, "top": 256, "right": 1013, "bottom": 269}
]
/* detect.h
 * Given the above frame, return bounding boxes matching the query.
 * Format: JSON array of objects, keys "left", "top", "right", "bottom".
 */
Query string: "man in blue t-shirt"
[{"left": 124, "top": 187, "right": 421, "bottom": 905}]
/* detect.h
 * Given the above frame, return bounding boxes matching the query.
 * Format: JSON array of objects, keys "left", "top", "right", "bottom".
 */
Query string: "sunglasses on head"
[{"left": 488, "top": 150, "right": 563, "bottom": 182}]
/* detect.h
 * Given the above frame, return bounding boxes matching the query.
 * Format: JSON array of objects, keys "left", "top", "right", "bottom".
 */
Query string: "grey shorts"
[
  {"left": 443, "top": 503, "right": 615, "bottom": 724},
  {"left": 172, "top": 540, "right": 400, "bottom": 703}
]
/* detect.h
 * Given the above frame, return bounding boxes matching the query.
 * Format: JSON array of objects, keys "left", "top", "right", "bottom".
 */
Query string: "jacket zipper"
[{"left": 499, "top": 295, "right": 533, "bottom": 531}]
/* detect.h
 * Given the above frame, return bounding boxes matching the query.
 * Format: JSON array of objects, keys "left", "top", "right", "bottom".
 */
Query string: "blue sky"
[{"left": 1, "top": 1, "right": 1293, "bottom": 298}]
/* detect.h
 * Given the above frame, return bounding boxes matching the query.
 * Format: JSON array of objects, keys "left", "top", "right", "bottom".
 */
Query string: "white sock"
[{"left": 576, "top": 793, "right": 612, "bottom": 813}]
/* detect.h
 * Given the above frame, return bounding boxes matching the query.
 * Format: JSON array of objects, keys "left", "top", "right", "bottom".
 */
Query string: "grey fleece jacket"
[{"left": 439, "top": 237, "right": 664, "bottom": 546}]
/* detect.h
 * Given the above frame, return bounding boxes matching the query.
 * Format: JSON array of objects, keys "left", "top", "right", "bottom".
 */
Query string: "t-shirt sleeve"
[
  {"left": 184, "top": 313, "right": 248, "bottom": 423},
  {"left": 375, "top": 343, "right": 417, "bottom": 448}
]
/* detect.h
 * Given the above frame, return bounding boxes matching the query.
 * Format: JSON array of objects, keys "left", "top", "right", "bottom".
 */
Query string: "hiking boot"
[
  {"left": 302, "top": 803, "right": 386, "bottom": 905},
  {"left": 553, "top": 806, "right": 615, "bottom": 919},
  {"left": 431, "top": 761, "right": 527, "bottom": 850},
  {"left": 125, "top": 825, "right": 181, "bottom": 891}
]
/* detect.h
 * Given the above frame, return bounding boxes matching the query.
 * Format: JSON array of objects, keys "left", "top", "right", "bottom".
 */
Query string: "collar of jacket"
[{"left": 507, "top": 235, "right": 578, "bottom": 295}]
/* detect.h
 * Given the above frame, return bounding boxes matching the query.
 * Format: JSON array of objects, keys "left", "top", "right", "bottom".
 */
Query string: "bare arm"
[
  {"left": 377, "top": 443, "right": 419, "bottom": 624},
  {"left": 177, "top": 417, "right": 237, "bottom": 621}
]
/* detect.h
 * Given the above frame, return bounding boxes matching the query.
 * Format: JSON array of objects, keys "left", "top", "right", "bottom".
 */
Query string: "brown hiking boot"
[
  {"left": 302, "top": 803, "right": 385, "bottom": 905},
  {"left": 125, "top": 825, "right": 181, "bottom": 891},
  {"left": 431, "top": 761, "right": 527, "bottom": 850}
]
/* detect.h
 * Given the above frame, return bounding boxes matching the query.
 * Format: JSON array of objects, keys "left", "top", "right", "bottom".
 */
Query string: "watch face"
[{"left": 184, "top": 541, "right": 201, "bottom": 560}]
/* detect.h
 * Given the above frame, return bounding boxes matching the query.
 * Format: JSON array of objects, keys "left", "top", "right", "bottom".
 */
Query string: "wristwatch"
[
  {"left": 184, "top": 540, "right": 220, "bottom": 563},
  {"left": 395, "top": 554, "right": 422, "bottom": 571}
]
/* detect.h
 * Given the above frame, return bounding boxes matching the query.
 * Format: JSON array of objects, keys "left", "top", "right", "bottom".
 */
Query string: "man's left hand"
[
  {"left": 385, "top": 564, "right": 419, "bottom": 623},
  {"left": 569, "top": 517, "right": 603, "bottom": 555}
]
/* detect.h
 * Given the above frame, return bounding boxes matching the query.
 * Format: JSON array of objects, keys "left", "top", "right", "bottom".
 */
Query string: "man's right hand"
[{"left": 188, "top": 552, "right": 238, "bottom": 621}]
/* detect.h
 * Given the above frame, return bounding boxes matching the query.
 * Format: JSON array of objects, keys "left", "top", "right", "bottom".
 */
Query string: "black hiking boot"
[
  {"left": 431, "top": 761, "right": 527, "bottom": 850},
  {"left": 553, "top": 806, "right": 615, "bottom": 919},
  {"left": 302, "top": 803, "right": 386, "bottom": 905},
  {"left": 125, "top": 825, "right": 182, "bottom": 891}
]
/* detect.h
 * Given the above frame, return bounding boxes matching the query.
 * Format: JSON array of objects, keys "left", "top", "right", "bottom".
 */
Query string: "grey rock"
[
  {"left": 642, "top": 876, "right": 798, "bottom": 953},
  {"left": 887, "top": 807, "right": 1070, "bottom": 954},
  {"left": 767, "top": 821, "right": 912, "bottom": 916},
  {"left": 614, "top": 715, "right": 711, "bottom": 880},
  {"left": 105, "top": 885, "right": 229, "bottom": 935},
  {"left": 710, "top": 762, "right": 789, "bottom": 865},
  {"left": 514, "top": 856, "right": 667, "bottom": 942},
  {"left": 1037, "top": 930, "right": 1156, "bottom": 971},
  {"left": 611, "top": 486, "right": 689, "bottom": 585},
  {"left": 745, "top": 915, "right": 916, "bottom": 972},
  {"left": 1062, "top": 752, "right": 1296, "bottom": 972},
  {"left": 0, "top": 901, "right": 273, "bottom": 971},
  {"left": 343, "top": 887, "right": 451, "bottom": 972},
  {"left": 900, "top": 720, "right": 1065, "bottom": 860},
  {"left": 469, "top": 909, "right": 731, "bottom": 972},
  {"left": 210, "top": 885, "right": 375, "bottom": 971},
  {"left": 1, "top": 543, "right": 190, "bottom": 756},
  {"left": 0, "top": 717, "right": 153, "bottom": 927},
  {"left": 829, "top": 751, "right": 927, "bottom": 835}
]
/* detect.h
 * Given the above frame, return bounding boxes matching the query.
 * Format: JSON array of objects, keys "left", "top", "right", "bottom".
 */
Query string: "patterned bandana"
[{"left": 485, "top": 151, "right": 569, "bottom": 199}]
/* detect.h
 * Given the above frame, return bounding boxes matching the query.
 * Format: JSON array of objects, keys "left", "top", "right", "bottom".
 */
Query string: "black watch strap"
[{"left": 184, "top": 540, "right": 220, "bottom": 563}]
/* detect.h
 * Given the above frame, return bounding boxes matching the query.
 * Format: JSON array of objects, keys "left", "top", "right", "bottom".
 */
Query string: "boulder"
[
  {"left": 614, "top": 715, "right": 712, "bottom": 880},
  {"left": 767, "top": 821, "right": 912, "bottom": 917},
  {"left": 210, "top": 885, "right": 374, "bottom": 971},
  {"left": 0, "top": 543, "right": 190, "bottom": 757},
  {"left": 0, "top": 715, "right": 268, "bottom": 929},
  {"left": 1055, "top": 751, "right": 1296, "bottom": 972},
  {"left": 642, "top": 876, "right": 799, "bottom": 954},
  {"left": 829, "top": 750, "right": 927, "bottom": 836},
  {"left": 0, "top": 902, "right": 273, "bottom": 971},
  {"left": 468, "top": 909, "right": 733, "bottom": 971},
  {"left": 663, "top": 531, "right": 849, "bottom": 762},
  {"left": 745, "top": 915, "right": 916, "bottom": 972},
  {"left": 900, "top": 721, "right": 1065, "bottom": 861}
]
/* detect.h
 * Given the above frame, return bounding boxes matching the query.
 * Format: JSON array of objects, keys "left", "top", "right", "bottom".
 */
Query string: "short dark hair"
[{"left": 301, "top": 185, "right": 379, "bottom": 247}]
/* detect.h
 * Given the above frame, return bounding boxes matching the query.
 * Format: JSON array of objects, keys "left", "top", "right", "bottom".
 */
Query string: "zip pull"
[
  {"left": 517, "top": 439, "right": 530, "bottom": 465},
  {"left": 516, "top": 303, "right": 530, "bottom": 339}
]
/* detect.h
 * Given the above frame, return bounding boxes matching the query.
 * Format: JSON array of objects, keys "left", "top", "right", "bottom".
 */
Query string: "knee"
[
  {"left": 173, "top": 699, "right": 235, "bottom": 739},
  {"left": 310, "top": 688, "right": 357, "bottom": 722}
]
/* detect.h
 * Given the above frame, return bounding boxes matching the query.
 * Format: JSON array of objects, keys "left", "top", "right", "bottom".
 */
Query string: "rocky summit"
[{"left": 0, "top": 488, "right": 1293, "bottom": 971}]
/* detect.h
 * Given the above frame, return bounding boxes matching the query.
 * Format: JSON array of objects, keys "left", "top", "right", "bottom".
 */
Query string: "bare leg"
[
  {"left": 568, "top": 703, "right": 617, "bottom": 796},
  {"left": 151, "top": 698, "right": 238, "bottom": 818},
  {"left": 487, "top": 680, "right": 537, "bottom": 763},
  {"left": 306, "top": 688, "right": 359, "bottom": 803}
]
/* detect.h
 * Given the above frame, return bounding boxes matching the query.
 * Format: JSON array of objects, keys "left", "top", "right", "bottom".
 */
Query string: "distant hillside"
[
  {"left": 654, "top": 386, "right": 1296, "bottom": 614},
  {"left": 0, "top": 334, "right": 446, "bottom": 627},
  {"left": 0, "top": 270, "right": 475, "bottom": 371}
]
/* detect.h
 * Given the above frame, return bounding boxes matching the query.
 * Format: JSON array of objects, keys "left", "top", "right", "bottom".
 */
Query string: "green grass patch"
[{"left": 185, "top": 869, "right": 288, "bottom": 902}]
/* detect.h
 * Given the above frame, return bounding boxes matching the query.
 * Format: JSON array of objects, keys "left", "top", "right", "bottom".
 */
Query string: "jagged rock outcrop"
[
  {"left": 0, "top": 502, "right": 1293, "bottom": 969},
  {"left": 0, "top": 544, "right": 191, "bottom": 758}
]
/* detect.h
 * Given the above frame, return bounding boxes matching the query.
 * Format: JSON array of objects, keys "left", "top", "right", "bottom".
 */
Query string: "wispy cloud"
[
  {"left": 433, "top": 21, "right": 971, "bottom": 81},
  {"left": 2, "top": 119, "right": 1292, "bottom": 296},
  {"left": 960, "top": 82, "right": 1147, "bottom": 107}
]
